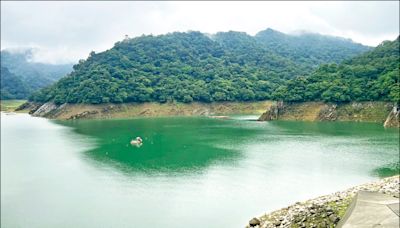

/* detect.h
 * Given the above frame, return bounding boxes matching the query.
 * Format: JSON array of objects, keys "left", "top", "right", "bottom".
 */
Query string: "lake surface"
[{"left": 1, "top": 113, "right": 399, "bottom": 228}]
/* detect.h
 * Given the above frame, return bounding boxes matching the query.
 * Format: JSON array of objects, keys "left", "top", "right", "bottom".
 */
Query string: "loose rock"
[
  {"left": 329, "top": 214, "right": 340, "bottom": 223},
  {"left": 249, "top": 217, "right": 261, "bottom": 227}
]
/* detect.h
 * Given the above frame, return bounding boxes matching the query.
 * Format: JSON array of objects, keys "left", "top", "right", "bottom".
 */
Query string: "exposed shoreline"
[
  {"left": 246, "top": 176, "right": 400, "bottom": 228},
  {"left": 16, "top": 101, "right": 274, "bottom": 120},
  {"left": 258, "top": 101, "right": 399, "bottom": 127},
  {"left": 14, "top": 101, "right": 399, "bottom": 128}
]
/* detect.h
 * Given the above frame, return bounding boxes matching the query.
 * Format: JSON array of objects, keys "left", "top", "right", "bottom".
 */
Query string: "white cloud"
[{"left": 1, "top": 1, "right": 399, "bottom": 64}]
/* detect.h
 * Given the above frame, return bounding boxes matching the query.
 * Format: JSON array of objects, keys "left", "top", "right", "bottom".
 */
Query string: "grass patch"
[
  {"left": 327, "top": 196, "right": 353, "bottom": 218},
  {"left": 0, "top": 100, "right": 27, "bottom": 112},
  {"left": 290, "top": 196, "right": 353, "bottom": 228}
]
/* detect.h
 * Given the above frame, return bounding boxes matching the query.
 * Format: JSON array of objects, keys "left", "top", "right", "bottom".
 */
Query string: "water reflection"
[
  {"left": 55, "top": 117, "right": 400, "bottom": 178},
  {"left": 55, "top": 117, "right": 258, "bottom": 175}
]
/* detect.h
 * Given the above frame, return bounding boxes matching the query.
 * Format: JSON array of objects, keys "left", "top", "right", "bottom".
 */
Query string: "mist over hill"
[
  {"left": 0, "top": 49, "right": 73, "bottom": 99},
  {"left": 0, "top": 66, "right": 30, "bottom": 99}
]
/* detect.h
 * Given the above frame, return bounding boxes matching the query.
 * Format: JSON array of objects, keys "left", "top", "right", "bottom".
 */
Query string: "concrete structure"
[{"left": 337, "top": 191, "right": 399, "bottom": 228}]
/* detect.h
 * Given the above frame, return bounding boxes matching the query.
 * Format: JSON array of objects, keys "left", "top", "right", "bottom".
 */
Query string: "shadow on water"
[
  {"left": 372, "top": 162, "right": 400, "bottom": 178},
  {"left": 54, "top": 117, "right": 399, "bottom": 178},
  {"left": 54, "top": 117, "right": 263, "bottom": 176}
]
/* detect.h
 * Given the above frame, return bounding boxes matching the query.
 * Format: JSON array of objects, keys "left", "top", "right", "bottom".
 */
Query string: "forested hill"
[
  {"left": 0, "top": 49, "right": 73, "bottom": 99},
  {"left": 30, "top": 29, "right": 371, "bottom": 104},
  {"left": 255, "top": 28, "right": 370, "bottom": 68},
  {"left": 273, "top": 37, "right": 399, "bottom": 103},
  {"left": 1, "top": 67, "right": 30, "bottom": 99}
]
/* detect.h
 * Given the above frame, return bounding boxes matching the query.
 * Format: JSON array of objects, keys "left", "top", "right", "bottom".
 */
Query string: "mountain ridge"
[
  {"left": 28, "top": 28, "right": 375, "bottom": 104},
  {"left": 0, "top": 49, "right": 73, "bottom": 99}
]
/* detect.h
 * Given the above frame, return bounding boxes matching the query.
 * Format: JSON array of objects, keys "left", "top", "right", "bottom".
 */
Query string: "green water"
[{"left": 1, "top": 113, "right": 399, "bottom": 228}]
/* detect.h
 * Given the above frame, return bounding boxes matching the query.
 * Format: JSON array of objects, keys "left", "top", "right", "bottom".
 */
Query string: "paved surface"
[{"left": 337, "top": 191, "right": 399, "bottom": 228}]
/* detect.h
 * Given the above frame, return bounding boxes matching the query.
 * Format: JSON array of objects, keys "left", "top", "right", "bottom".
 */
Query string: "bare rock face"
[
  {"left": 258, "top": 107, "right": 277, "bottom": 121},
  {"left": 384, "top": 105, "right": 400, "bottom": 128},
  {"left": 32, "top": 102, "right": 59, "bottom": 117},
  {"left": 318, "top": 104, "right": 337, "bottom": 121},
  {"left": 258, "top": 101, "right": 283, "bottom": 121},
  {"left": 14, "top": 102, "right": 42, "bottom": 114},
  {"left": 29, "top": 102, "right": 70, "bottom": 118},
  {"left": 192, "top": 108, "right": 210, "bottom": 116},
  {"left": 67, "top": 110, "right": 99, "bottom": 120}
]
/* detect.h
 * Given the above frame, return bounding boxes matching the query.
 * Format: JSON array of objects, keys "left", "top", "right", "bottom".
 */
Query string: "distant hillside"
[
  {"left": 273, "top": 37, "right": 399, "bottom": 103},
  {"left": 255, "top": 28, "right": 371, "bottom": 68},
  {"left": 0, "top": 49, "right": 73, "bottom": 98},
  {"left": 30, "top": 29, "right": 370, "bottom": 104},
  {"left": 0, "top": 67, "right": 30, "bottom": 99}
]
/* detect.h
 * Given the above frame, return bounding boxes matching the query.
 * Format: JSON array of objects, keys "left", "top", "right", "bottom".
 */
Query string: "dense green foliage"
[
  {"left": 1, "top": 67, "right": 30, "bottom": 99},
  {"left": 30, "top": 29, "right": 371, "bottom": 104},
  {"left": 0, "top": 49, "right": 72, "bottom": 98},
  {"left": 276, "top": 37, "right": 399, "bottom": 103},
  {"left": 255, "top": 29, "right": 370, "bottom": 68}
]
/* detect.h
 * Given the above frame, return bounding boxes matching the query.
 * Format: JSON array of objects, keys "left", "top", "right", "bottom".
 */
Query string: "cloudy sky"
[{"left": 1, "top": 1, "right": 399, "bottom": 64}]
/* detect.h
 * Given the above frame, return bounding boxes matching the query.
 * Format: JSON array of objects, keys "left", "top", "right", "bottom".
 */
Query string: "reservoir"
[{"left": 1, "top": 113, "right": 398, "bottom": 228}]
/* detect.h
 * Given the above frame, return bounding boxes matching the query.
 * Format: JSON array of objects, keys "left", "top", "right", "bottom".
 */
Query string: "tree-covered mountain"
[
  {"left": 0, "top": 67, "right": 30, "bottom": 99},
  {"left": 30, "top": 29, "right": 371, "bottom": 104},
  {"left": 255, "top": 28, "right": 370, "bottom": 69},
  {"left": 273, "top": 37, "right": 399, "bottom": 103},
  {"left": 0, "top": 49, "right": 73, "bottom": 98}
]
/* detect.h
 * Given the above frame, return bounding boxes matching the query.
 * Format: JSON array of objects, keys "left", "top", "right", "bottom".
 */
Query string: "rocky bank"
[
  {"left": 258, "top": 101, "right": 399, "bottom": 127},
  {"left": 384, "top": 105, "right": 400, "bottom": 128},
  {"left": 17, "top": 101, "right": 273, "bottom": 120},
  {"left": 16, "top": 101, "right": 399, "bottom": 127},
  {"left": 246, "top": 176, "right": 400, "bottom": 228}
]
